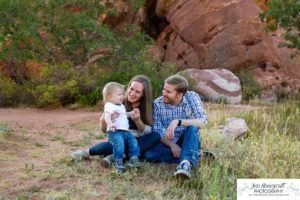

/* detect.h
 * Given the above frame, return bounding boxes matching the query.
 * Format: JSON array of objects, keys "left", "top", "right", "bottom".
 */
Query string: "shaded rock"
[
  {"left": 252, "top": 60, "right": 300, "bottom": 101},
  {"left": 180, "top": 68, "right": 242, "bottom": 104},
  {"left": 156, "top": 0, "right": 179, "bottom": 18}
]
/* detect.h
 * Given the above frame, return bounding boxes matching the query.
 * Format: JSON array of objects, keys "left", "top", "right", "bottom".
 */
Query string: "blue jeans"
[
  {"left": 108, "top": 130, "right": 140, "bottom": 160},
  {"left": 89, "top": 131, "right": 160, "bottom": 157},
  {"left": 143, "top": 126, "right": 201, "bottom": 166}
]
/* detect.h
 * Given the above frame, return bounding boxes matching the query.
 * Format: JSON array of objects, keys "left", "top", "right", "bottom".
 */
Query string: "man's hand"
[
  {"left": 165, "top": 120, "right": 179, "bottom": 140},
  {"left": 169, "top": 143, "right": 181, "bottom": 158}
]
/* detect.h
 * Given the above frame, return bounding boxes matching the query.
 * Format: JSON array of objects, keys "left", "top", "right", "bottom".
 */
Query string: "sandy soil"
[{"left": 0, "top": 108, "right": 103, "bottom": 198}]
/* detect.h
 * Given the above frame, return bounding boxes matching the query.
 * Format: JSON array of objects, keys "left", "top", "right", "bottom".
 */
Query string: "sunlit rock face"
[{"left": 157, "top": 0, "right": 281, "bottom": 71}]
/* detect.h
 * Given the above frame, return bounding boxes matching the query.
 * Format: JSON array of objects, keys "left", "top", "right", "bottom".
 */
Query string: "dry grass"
[{"left": 0, "top": 102, "right": 299, "bottom": 199}]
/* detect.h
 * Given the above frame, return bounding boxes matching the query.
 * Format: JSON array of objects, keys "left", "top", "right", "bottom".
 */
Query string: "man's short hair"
[{"left": 164, "top": 75, "right": 189, "bottom": 94}]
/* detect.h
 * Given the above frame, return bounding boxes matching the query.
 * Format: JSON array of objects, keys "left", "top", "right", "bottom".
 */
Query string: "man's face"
[{"left": 162, "top": 83, "right": 183, "bottom": 105}]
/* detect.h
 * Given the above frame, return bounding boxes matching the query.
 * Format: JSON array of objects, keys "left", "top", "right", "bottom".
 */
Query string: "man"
[{"left": 144, "top": 75, "right": 208, "bottom": 178}]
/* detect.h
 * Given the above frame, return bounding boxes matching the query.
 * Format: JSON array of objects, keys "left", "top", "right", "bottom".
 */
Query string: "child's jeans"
[{"left": 108, "top": 130, "right": 140, "bottom": 160}]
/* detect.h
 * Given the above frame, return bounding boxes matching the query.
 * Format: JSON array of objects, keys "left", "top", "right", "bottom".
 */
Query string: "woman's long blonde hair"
[{"left": 125, "top": 75, "right": 153, "bottom": 125}]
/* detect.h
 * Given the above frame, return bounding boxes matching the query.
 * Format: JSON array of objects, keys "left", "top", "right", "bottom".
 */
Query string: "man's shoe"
[
  {"left": 100, "top": 154, "right": 113, "bottom": 168},
  {"left": 128, "top": 156, "right": 141, "bottom": 168},
  {"left": 113, "top": 159, "right": 125, "bottom": 173},
  {"left": 173, "top": 160, "right": 192, "bottom": 179},
  {"left": 70, "top": 149, "right": 90, "bottom": 161}
]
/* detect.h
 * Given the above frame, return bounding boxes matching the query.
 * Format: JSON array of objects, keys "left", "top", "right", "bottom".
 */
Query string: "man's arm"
[
  {"left": 176, "top": 119, "right": 205, "bottom": 128},
  {"left": 152, "top": 102, "right": 164, "bottom": 137},
  {"left": 187, "top": 91, "right": 208, "bottom": 126}
]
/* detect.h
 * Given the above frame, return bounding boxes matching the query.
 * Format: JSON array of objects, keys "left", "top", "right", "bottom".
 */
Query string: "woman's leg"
[
  {"left": 143, "top": 142, "right": 180, "bottom": 163},
  {"left": 89, "top": 141, "right": 113, "bottom": 157},
  {"left": 137, "top": 131, "right": 161, "bottom": 156}
]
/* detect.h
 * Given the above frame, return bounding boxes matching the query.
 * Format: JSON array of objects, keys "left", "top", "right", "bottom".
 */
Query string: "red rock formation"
[
  {"left": 154, "top": 0, "right": 300, "bottom": 99},
  {"left": 157, "top": 0, "right": 281, "bottom": 70}
]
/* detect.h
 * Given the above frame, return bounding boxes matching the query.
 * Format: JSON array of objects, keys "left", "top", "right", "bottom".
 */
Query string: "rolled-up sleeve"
[
  {"left": 142, "top": 125, "right": 152, "bottom": 135},
  {"left": 189, "top": 92, "right": 208, "bottom": 126}
]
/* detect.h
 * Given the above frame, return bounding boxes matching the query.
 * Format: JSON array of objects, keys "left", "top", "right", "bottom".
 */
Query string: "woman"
[{"left": 71, "top": 75, "right": 161, "bottom": 167}]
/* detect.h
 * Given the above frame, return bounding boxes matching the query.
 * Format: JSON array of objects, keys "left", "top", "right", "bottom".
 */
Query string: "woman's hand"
[
  {"left": 131, "top": 108, "right": 141, "bottom": 121},
  {"left": 99, "top": 112, "right": 119, "bottom": 133},
  {"left": 111, "top": 112, "right": 120, "bottom": 122}
]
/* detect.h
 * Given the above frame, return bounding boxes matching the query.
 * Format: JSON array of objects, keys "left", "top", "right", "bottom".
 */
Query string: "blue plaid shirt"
[{"left": 153, "top": 91, "right": 208, "bottom": 143}]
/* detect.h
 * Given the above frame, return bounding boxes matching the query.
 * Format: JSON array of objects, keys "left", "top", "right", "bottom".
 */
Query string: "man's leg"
[
  {"left": 143, "top": 142, "right": 180, "bottom": 163},
  {"left": 179, "top": 125, "right": 201, "bottom": 166},
  {"left": 173, "top": 125, "right": 200, "bottom": 178}
]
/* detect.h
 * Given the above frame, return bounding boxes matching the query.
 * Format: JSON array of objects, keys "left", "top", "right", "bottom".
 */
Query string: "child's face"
[{"left": 108, "top": 87, "right": 125, "bottom": 104}]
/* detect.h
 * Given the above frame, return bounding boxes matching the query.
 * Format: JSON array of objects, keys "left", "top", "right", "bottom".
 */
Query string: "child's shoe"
[
  {"left": 128, "top": 156, "right": 141, "bottom": 168},
  {"left": 113, "top": 159, "right": 125, "bottom": 173}
]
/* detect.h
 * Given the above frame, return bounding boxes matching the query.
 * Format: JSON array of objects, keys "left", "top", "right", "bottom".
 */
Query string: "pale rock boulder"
[
  {"left": 179, "top": 68, "right": 242, "bottom": 104},
  {"left": 218, "top": 118, "right": 248, "bottom": 140}
]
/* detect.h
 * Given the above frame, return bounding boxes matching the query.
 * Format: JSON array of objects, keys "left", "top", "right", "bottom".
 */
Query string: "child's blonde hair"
[{"left": 102, "top": 82, "right": 125, "bottom": 103}]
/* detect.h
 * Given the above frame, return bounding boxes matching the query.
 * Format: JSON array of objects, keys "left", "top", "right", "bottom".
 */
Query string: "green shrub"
[
  {"left": 0, "top": 0, "right": 118, "bottom": 64},
  {"left": 0, "top": 1, "right": 176, "bottom": 107},
  {"left": 0, "top": 75, "right": 20, "bottom": 106},
  {"left": 33, "top": 62, "right": 81, "bottom": 107},
  {"left": 276, "top": 87, "right": 300, "bottom": 102},
  {"left": 238, "top": 69, "right": 263, "bottom": 102}
]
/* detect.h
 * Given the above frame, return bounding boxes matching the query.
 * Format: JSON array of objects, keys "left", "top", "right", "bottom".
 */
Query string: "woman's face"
[{"left": 127, "top": 81, "right": 144, "bottom": 104}]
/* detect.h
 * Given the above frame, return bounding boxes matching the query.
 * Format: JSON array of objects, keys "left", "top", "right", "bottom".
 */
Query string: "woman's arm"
[
  {"left": 131, "top": 108, "right": 147, "bottom": 133},
  {"left": 99, "top": 113, "right": 107, "bottom": 133}
]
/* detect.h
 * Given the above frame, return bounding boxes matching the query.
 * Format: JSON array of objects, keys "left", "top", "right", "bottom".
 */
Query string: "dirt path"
[{"left": 0, "top": 108, "right": 104, "bottom": 198}]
